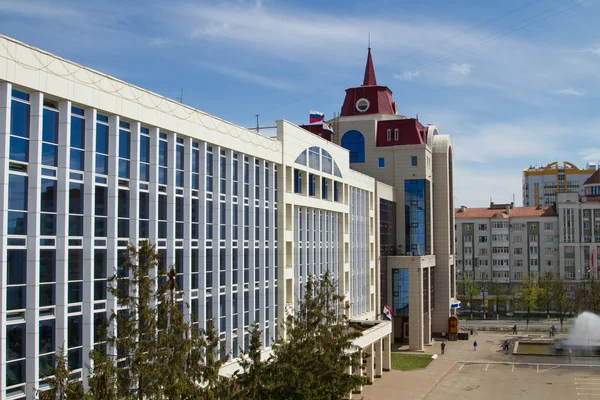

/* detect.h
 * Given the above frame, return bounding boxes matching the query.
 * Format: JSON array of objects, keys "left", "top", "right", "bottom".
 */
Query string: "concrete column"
[
  {"left": 0, "top": 81, "right": 10, "bottom": 399},
  {"left": 353, "top": 350, "right": 363, "bottom": 394},
  {"left": 409, "top": 264, "right": 424, "bottom": 351},
  {"left": 375, "top": 338, "right": 383, "bottom": 377},
  {"left": 25, "top": 91, "right": 42, "bottom": 399},
  {"left": 365, "top": 343, "right": 374, "bottom": 384},
  {"left": 383, "top": 334, "right": 391, "bottom": 371}
]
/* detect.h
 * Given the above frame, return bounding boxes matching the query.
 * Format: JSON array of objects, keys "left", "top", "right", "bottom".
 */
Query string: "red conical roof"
[{"left": 362, "top": 48, "right": 377, "bottom": 86}]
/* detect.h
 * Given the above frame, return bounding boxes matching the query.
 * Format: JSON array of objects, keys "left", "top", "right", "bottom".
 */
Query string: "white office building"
[{"left": 0, "top": 35, "right": 392, "bottom": 399}]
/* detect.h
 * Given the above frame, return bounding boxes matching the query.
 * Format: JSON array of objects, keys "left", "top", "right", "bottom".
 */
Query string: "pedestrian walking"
[
  {"left": 569, "top": 348, "right": 573, "bottom": 363},
  {"left": 473, "top": 340, "right": 478, "bottom": 351},
  {"left": 441, "top": 342, "right": 446, "bottom": 355},
  {"left": 513, "top": 324, "right": 518, "bottom": 334},
  {"left": 504, "top": 340, "right": 509, "bottom": 354}
]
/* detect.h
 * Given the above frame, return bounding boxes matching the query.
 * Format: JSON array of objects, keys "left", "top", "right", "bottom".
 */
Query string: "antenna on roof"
[
  {"left": 176, "top": 88, "right": 184, "bottom": 103},
  {"left": 255, "top": 114, "right": 259, "bottom": 132}
]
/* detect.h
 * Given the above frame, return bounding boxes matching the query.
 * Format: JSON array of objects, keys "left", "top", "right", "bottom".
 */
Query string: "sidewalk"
[
  {"left": 351, "top": 359, "right": 456, "bottom": 400},
  {"left": 351, "top": 332, "right": 531, "bottom": 400}
]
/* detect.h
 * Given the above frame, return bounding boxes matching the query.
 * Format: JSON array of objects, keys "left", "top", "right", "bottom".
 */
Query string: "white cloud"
[
  {"left": 393, "top": 70, "right": 420, "bottom": 81},
  {"left": 197, "top": 62, "right": 293, "bottom": 91},
  {"left": 448, "top": 63, "right": 472, "bottom": 77},
  {"left": 454, "top": 165, "right": 522, "bottom": 207},
  {"left": 580, "top": 148, "right": 600, "bottom": 162},
  {"left": 149, "top": 37, "right": 169, "bottom": 47},
  {"left": 582, "top": 45, "right": 600, "bottom": 55},
  {"left": 552, "top": 88, "right": 585, "bottom": 96}
]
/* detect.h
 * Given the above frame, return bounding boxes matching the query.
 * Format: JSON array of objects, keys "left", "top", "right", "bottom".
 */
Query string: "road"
[{"left": 460, "top": 318, "right": 575, "bottom": 331}]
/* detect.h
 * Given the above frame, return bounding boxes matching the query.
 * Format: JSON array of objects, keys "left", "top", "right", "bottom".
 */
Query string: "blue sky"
[{"left": 1, "top": 0, "right": 599, "bottom": 207}]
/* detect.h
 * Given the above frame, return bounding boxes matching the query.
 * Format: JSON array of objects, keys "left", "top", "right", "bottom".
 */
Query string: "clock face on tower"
[{"left": 355, "top": 98, "right": 370, "bottom": 113}]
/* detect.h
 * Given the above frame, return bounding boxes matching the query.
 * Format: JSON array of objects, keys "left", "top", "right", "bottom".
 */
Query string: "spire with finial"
[{"left": 362, "top": 38, "right": 377, "bottom": 86}]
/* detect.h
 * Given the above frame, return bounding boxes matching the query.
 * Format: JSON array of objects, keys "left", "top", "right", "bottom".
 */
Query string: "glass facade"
[
  {"left": 404, "top": 179, "right": 430, "bottom": 256},
  {"left": 392, "top": 269, "right": 409, "bottom": 316}
]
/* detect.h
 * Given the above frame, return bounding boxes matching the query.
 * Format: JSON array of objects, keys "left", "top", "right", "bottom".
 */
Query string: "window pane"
[
  {"left": 69, "top": 215, "right": 83, "bottom": 236},
  {"left": 95, "top": 186, "right": 107, "bottom": 216},
  {"left": 70, "top": 149, "right": 85, "bottom": 171},
  {"left": 69, "top": 183, "right": 84, "bottom": 214},
  {"left": 9, "top": 136, "right": 28, "bottom": 162},
  {"left": 140, "top": 136, "right": 150, "bottom": 163},
  {"left": 96, "top": 154, "right": 108, "bottom": 175},
  {"left": 40, "top": 250, "right": 56, "bottom": 282},
  {"left": 40, "top": 214, "right": 56, "bottom": 235},
  {"left": 140, "top": 163, "right": 150, "bottom": 182},
  {"left": 10, "top": 100, "right": 30, "bottom": 138},
  {"left": 41, "top": 179, "right": 57, "bottom": 212},
  {"left": 6, "top": 359, "right": 26, "bottom": 386},
  {"left": 159, "top": 141, "right": 168, "bottom": 166},
  {"left": 7, "top": 249, "right": 26, "bottom": 285},
  {"left": 70, "top": 116, "right": 85, "bottom": 149},
  {"left": 119, "top": 159, "right": 130, "bottom": 178},
  {"left": 39, "top": 284, "right": 55, "bottom": 307},
  {"left": 8, "top": 175, "right": 27, "bottom": 211},
  {"left": 7, "top": 287, "right": 26, "bottom": 310},
  {"left": 96, "top": 123, "right": 109, "bottom": 154},
  {"left": 7, "top": 212, "right": 27, "bottom": 235},
  {"left": 119, "top": 129, "right": 130, "bottom": 159},
  {"left": 42, "top": 108, "right": 59, "bottom": 143},
  {"left": 39, "top": 320, "right": 55, "bottom": 354}
]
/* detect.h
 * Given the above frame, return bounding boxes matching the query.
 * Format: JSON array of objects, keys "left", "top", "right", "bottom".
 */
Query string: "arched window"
[{"left": 341, "top": 130, "right": 365, "bottom": 163}]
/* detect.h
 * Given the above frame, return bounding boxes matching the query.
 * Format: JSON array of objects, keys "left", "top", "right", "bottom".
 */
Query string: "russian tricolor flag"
[
  {"left": 383, "top": 304, "right": 392, "bottom": 321},
  {"left": 310, "top": 110, "right": 325, "bottom": 124}
]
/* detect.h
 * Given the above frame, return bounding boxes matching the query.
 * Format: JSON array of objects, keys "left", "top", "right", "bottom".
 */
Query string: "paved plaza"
[{"left": 353, "top": 332, "right": 600, "bottom": 400}]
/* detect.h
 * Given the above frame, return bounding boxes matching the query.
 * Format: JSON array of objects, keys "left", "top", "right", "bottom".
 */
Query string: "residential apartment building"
[
  {"left": 522, "top": 161, "right": 596, "bottom": 206},
  {"left": 327, "top": 48, "right": 456, "bottom": 350},
  {"left": 556, "top": 169, "right": 600, "bottom": 281},
  {"left": 0, "top": 35, "right": 393, "bottom": 399},
  {"left": 455, "top": 202, "right": 558, "bottom": 304}
]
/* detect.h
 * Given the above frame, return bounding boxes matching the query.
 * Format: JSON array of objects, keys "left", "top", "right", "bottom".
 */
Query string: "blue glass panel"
[
  {"left": 12, "top": 89, "right": 29, "bottom": 101},
  {"left": 41, "top": 179, "right": 57, "bottom": 212},
  {"left": 8, "top": 174, "right": 28, "bottom": 210},
  {"left": 70, "top": 149, "right": 85, "bottom": 171},
  {"left": 334, "top": 181, "right": 339, "bottom": 202},
  {"left": 69, "top": 183, "right": 84, "bottom": 214},
  {"left": 295, "top": 150, "right": 307, "bottom": 166},
  {"left": 309, "top": 174, "right": 315, "bottom": 196},
  {"left": 39, "top": 319, "right": 55, "bottom": 354},
  {"left": 7, "top": 249, "right": 26, "bottom": 285},
  {"left": 322, "top": 179, "right": 328, "bottom": 199},
  {"left": 206, "top": 176, "right": 213, "bottom": 192},
  {"left": 7, "top": 286, "right": 26, "bottom": 310},
  {"left": 118, "top": 159, "right": 130, "bottom": 179},
  {"left": 176, "top": 171, "right": 184, "bottom": 187},
  {"left": 41, "top": 143, "right": 58, "bottom": 167},
  {"left": 119, "top": 129, "right": 130, "bottom": 159},
  {"left": 206, "top": 152, "right": 213, "bottom": 175},
  {"left": 69, "top": 215, "right": 83, "bottom": 236},
  {"left": 42, "top": 108, "right": 59, "bottom": 143},
  {"left": 96, "top": 113, "right": 108, "bottom": 123},
  {"left": 192, "top": 149, "right": 199, "bottom": 173},
  {"left": 140, "top": 164, "right": 150, "bottom": 182},
  {"left": 40, "top": 214, "right": 56, "bottom": 235},
  {"left": 71, "top": 106, "right": 84, "bottom": 116},
  {"left": 96, "top": 123, "right": 109, "bottom": 154},
  {"left": 404, "top": 179, "right": 426, "bottom": 256},
  {"left": 294, "top": 170, "right": 301, "bottom": 193},
  {"left": 6, "top": 323, "right": 25, "bottom": 360},
  {"left": 392, "top": 269, "right": 409, "bottom": 316},
  {"left": 378, "top": 157, "right": 385, "bottom": 168},
  {"left": 140, "top": 135, "right": 150, "bottom": 163},
  {"left": 341, "top": 130, "right": 365, "bottom": 163},
  {"left": 70, "top": 116, "right": 85, "bottom": 149},
  {"left": 96, "top": 155, "right": 108, "bottom": 175},
  {"left": 119, "top": 120, "right": 130, "bottom": 129},
  {"left": 159, "top": 141, "right": 168, "bottom": 166},
  {"left": 160, "top": 132, "right": 167, "bottom": 140},
  {"left": 140, "top": 126, "right": 149, "bottom": 134},
  {"left": 159, "top": 167, "right": 167, "bottom": 185},
  {"left": 7, "top": 212, "right": 27, "bottom": 235},
  {"left": 308, "top": 147, "right": 320, "bottom": 170},
  {"left": 39, "top": 284, "right": 55, "bottom": 307},
  {"left": 10, "top": 100, "right": 30, "bottom": 138},
  {"left": 176, "top": 145, "right": 184, "bottom": 170},
  {"left": 334, "top": 163, "right": 342, "bottom": 178},
  {"left": 9, "top": 136, "right": 28, "bottom": 162}
]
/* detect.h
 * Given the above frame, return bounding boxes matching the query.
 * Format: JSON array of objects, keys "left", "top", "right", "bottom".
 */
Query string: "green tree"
[
  {"left": 458, "top": 276, "right": 479, "bottom": 319},
  {"left": 521, "top": 274, "right": 539, "bottom": 331},
  {"left": 552, "top": 276, "right": 576, "bottom": 331},
  {"left": 37, "top": 346, "right": 85, "bottom": 400},
  {"left": 235, "top": 323, "right": 269, "bottom": 399},
  {"left": 266, "top": 271, "right": 366, "bottom": 399},
  {"left": 537, "top": 272, "right": 555, "bottom": 318},
  {"left": 490, "top": 279, "right": 506, "bottom": 316},
  {"left": 198, "top": 318, "right": 233, "bottom": 399},
  {"left": 86, "top": 348, "right": 118, "bottom": 400}
]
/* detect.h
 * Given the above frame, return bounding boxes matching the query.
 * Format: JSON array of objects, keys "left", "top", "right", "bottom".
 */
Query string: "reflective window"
[
  {"left": 42, "top": 108, "right": 59, "bottom": 143},
  {"left": 392, "top": 269, "right": 409, "bottom": 316},
  {"left": 96, "top": 121, "right": 109, "bottom": 175},
  {"left": 405, "top": 179, "right": 428, "bottom": 256},
  {"left": 10, "top": 98, "right": 30, "bottom": 138},
  {"left": 341, "top": 130, "right": 365, "bottom": 163},
  {"left": 9, "top": 136, "right": 29, "bottom": 162}
]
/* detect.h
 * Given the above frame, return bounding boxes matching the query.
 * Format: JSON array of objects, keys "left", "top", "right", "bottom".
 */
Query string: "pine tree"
[
  {"left": 86, "top": 348, "right": 118, "bottom": 400},
  {"left": 198, "top": 318, "right": 233, "bottom": 399},
  {"left": 37, "top": 346, "right": 84, "bottom": 400},
  {"left": 235, "top": 323, "right": 268, "bottom": 399},
  {"left": 266, "top": 271, "right": 367, "bottom": 399}
]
